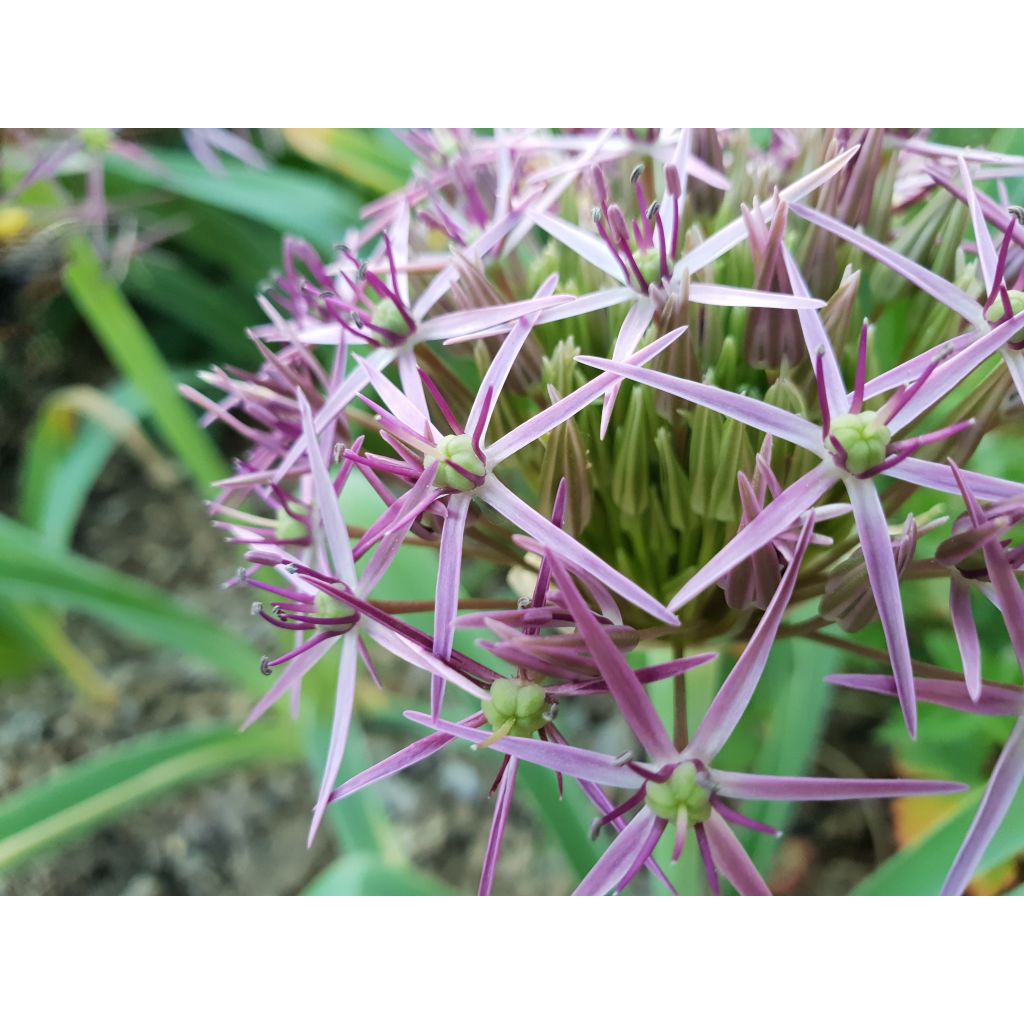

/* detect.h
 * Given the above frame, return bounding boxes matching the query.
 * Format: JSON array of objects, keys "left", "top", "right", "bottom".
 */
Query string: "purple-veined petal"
[
  {"left": 412, "top": 207, "right": 522, "bottom": 320},
  {"left": 703, "top": 811, "right": 772, "bottom": 896},
  {"left": 481, "top": 476, "right": 677, "bottom": 625},
  {"left": 688, "top": 281, "right": 825, "bottom": 311},
  {"left": 576, "top": 356, "right": 824, "bottom": 453},
  {"left": 274, "top": 347, "right": 394, "bottom": 482},
  {"left": 431, "top": 492, "right": 470, "bottom": 719},
  {"left": 885, "top": 313, "right": 1024, "bottom": 433},
  {"left": 711, "top": 770, "right": 967, "bottom": 801},
  {"left": 687, "top": 516, "right": 815, "bottom": 762},
  {"left": 466, "top": 274, "right": 558, "bottom": 438},
  {"left": 845, "top": 477, "right": 916, "bottom": 737},
  {"left": 862, "top": 330, "right": 979, "bottom": 402},
  {"left": 574, "top": 809, "right": 658, "bottom": 896},
  {"left": 354, "top": 352, "right": 434, "bottom": 437},
  {"left": 885, "top": 458, "right": 1024, "bottom": 504},
  {"left": 298, "top": 391, "right": 356, "bottom": 587},
  {"left": 676, "top": 146, "right": 860, "bottom": 279},
  {"left": 530, "top": 210, "right": 628, "bottom": 283},
  {"left": 416, "top": 294, "right": 574, "bottom": 343},
  {"left": 308, "top": 632, "right": 359, "bottom": 844},
  {"left": 404, "top": 712, "right": 643, "bottom": 787},
  {"left": 241, "top": 634, "right": 340, "bottom": 731},
  {"left": 479, "top": 756, "right": 518, "bottom": 896},
  {"left": 549, "top": 558, "right": 677, "bottom": 763},
  {"left": 444, "top": 287, "right": 636, "bottom": 344},
  {"left": 958, "top": 155, "right": 998, "bottom": 297},
  {"left": 357, "top": 464, "right": 440, "bottom": 594},
  {"left": 782, "top": 247, "right": 848, "bottom": 413},
  {"left": 669, "top": 464, "right": 838, "bottom": 611},
  {"left": 488, "top": 328, "right": 685, "bottom": 464},
  {"left": 1002, "top": 347, "right": 1024, "bottom": 407},
  {"left": 549, "top": 729, "right": 674, "bottom": 893},
  {"left": 950, "top": 577, "right": 983, "bottom": 702},
  {"left": 600, "top": 297, "right": 656, "bottom": 437},
  {"left": 329, "top": 712, "right": 486, "bottom": 805},
  {"left": 950, "top": 462, "right": 1024, "bottom": 668},
  {"left": 826, "top": 673, "right": 1024, "bottom": 716},
  {"left": 364, "top": 620, "right": 488, "bottom": 701},
  {"left": 942, "top": 718, "right": 1024, "bottom": 896},
  {"left": 791, "top": 202, "right": 983, "bottom": 326}
]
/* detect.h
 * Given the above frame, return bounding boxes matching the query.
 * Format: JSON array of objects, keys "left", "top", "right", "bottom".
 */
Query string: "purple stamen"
[
  {"left": 852, "top": 320, "right": 869, "bottom": 413},
  {"left": 694, "top": 823, "right": 720, "bottom": 896}
]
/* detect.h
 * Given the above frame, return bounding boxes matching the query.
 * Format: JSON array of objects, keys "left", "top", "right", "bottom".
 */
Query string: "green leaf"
[
  {"left": 62, "top": 235, "right": 227, "bottom": 489},
  {"left": 0, "top": 723, "right": 299, "bottom": 874},
  {"left": 853, "top": 784, "right": 1024, "bottom": 895},
  {"left": 124, "top": 251, "right": 254, "bottom": 364},
  {"left": 303, "top": 853, "right": 456, "bottom": 895},
  {"left": 109, "top": 149, "right": 360, "bottom": 252},
  {"left": 0, "top": 514, "right": 260, "bottom": 691},
  {"left": 283, "top": 128, "right": 413, "bottom": 195},
  {"left": 518, "top": 761, "right": 605, "bottom": 879}
]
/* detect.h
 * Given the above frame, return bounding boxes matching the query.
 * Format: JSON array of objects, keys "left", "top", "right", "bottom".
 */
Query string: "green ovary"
[
  {"left": 482, "top": 679, "right": 548, "bottom": 738},
  {"left": 829, "top": 411, "right": 891, "bottom": 475},
  {"left": 631, "top": 247, "right": 664, "bottom": 287},
  {"left": 644, "top": 763, "right": 711, "bottom": 824},
  {"left": 426, "top": 434, "right": 486, "bottom": 491},
  {"left": 371, "top": 298, "right": 410, "bottom": 336}
]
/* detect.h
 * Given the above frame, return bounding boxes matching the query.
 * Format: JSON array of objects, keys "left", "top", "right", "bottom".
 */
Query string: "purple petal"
[
  {"left": 329, "top": 712, "right": 486, "bottom": 805},
  {"left": 431, "top": 492, "right": 470, "bottom": 718},
  {"left": 862, "top": 330, "right": 979, "bottom": 402},
  {"left": 885, "top": 457, "right": 1024, "bottom": 504},
  {"left": 688, "top": 516, "right": 815, "bottom": 762},
  {"left": 241, "top": 634, "right": 339, "bottom": 731},
  {"left": 885, "top": 313, "right": 1024, "bottom": 433},
  {"left": 417, "top": 295, "right": 574, "bottom": 343},
  {"left": 942, "top": 718, "right": 1024, "bottom": 896},
  {"left": 489, "top": 327, "right": 685, "bottom": 464},
  {"left": 600, "top": 297, "right": 656, "bottom": 437},
  {"left": 466, "top": 274, "right": 558, "bottom": 438},
  {"left": 481, "top": 476, "right": 677, "bottom": 625},
  {"left": 703, "top": 811, "right": 772, "bottom": 896},
  {"left": 308, "top": 633, "right": 359, "bottom": 844},
  {"left": 479, "top": 756, "right": 518, "bottom": 896},
  {"left": 688, "top": 281, "right": 825, "bottom": 310},
  {"left": 404, "top": 711, "right": 643, "bottom": 787},
  {"left": 782, "top": 247, "right": 848, "bottom": 413},
  {"left": 950, "top": 578, "right": 983, "bottom": 702},
  {"left": 677, "top": 146, "right": 860, "bottom": 278},
  {"left": 549, "top": 559, "right": 677, "bottom": 763},
  {"left": 712, "top": 769, "right": 967, "bottom": 802},
  {"left": 577, "top": 355, "right": 824, "bottom": 452},
  {"left": 669, "top": 464, "right": 838, "bottom": 611},
  {"left": 298, "top": 391, "right": 356, "bottom": 586},
  {"left": 845, "top": 477, "right": 916, "bottom": 737},
  {"left": 826, "top": 673, "right": 1024, "bottom": 716},
  {"left": 574, "top": 809, "right": 658, "bottom": 896},
  {"left": 958, "top": 155, "right": 998, "bottom": 296},
  {"left": 530, "top": 210, "right": 628, "bottom": 283},
  {"left": 791, "top": 202, "right": 983, "bottom": 326}
]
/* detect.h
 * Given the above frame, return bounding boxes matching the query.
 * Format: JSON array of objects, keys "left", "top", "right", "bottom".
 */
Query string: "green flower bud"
[
  {"left": 632, "top": 248, "right": 663, "bottom": 287},
  {"left": 425, "top": 434, "right": 486, "bottom": 491},
  {"left": 313, "top": 591, "right": 355, "bottom": 622},
  {"left": 644, "top": 762, "right": 711, "bottom": 824},
  {"left": 482, "top": 679, "right": 548, "bottom": 737},
  {"left": 80, "top": 127, "right": 113, "bottom": 153},
  {"left": 1007, "top": 291, "right": 1024, "bottom": 316},
  {"left": 828, "top": 411, "right": 891, "bottom": 475},
  {"left": 372, "top": 298, "right": 410, "bottom": 336},
  {"left": 275, "top": 505, "right": 308, "bottom": 542}
]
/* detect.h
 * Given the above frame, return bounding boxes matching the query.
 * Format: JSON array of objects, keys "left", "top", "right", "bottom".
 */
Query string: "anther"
[
  {"left": 630, "top": 164, "right": 644, "bottom": 184},
  {"left": 1010, "top": 206, "right": 1024, "bottom": 225},
  {"left": 259, "top": 656, "right": 272, "bottom": 676}
]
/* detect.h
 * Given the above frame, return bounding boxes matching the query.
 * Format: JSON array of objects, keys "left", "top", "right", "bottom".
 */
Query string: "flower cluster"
[{"left": 192, "top": 129, "right": 1024, "bottom": 895}]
